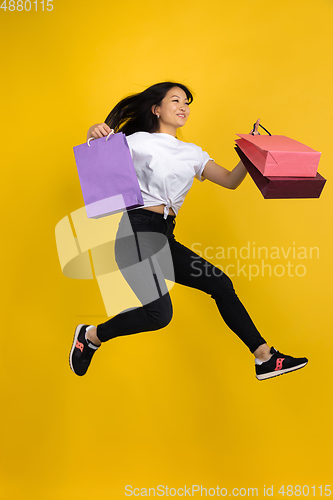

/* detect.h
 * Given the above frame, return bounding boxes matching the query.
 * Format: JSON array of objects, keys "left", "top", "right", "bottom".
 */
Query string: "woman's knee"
[
  {"left": 144, "top": 294, "right": 173, "bottom": 330},
  {"left": 207, "top": 270, "right": 236, "bottom": 299},
  {"left": 219, "top": 272, "right": 235, "bottom": 291}
]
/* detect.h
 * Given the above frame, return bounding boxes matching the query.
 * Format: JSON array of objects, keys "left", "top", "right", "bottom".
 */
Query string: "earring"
[{"left": 157, "top": 114, "right": 160, "bottom": 118}]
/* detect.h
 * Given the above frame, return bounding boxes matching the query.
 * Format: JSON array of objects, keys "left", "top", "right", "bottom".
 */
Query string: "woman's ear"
[{"left": 151, "top": 104, "right": 160, "bottom": 117}]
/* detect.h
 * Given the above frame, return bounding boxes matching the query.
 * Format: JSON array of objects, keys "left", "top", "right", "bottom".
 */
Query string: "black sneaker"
[
  {"left": 69, "top": 324, "right": 99, "bottom": 376},
  {"left": 255, "top": 346, "right": 308, "bottom": 380}
]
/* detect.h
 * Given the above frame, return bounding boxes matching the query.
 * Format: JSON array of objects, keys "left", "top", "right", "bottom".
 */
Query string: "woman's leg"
[
  {"left": 167, "top": 236, "right": 268, "bottom": 354},
  {"left": 94, "top": 211, "right": 174, "bottom": 343},
  {"left": 165, "top": 233, "right": 308, "bottom": 378},
  {"left": 70, "top": 215, "right": 174, "bottom": 376}
]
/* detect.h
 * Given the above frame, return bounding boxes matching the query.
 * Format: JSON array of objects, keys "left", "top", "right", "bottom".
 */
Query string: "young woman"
[{"left": 70, "top": 81, "right": 308, "bottom": 380}]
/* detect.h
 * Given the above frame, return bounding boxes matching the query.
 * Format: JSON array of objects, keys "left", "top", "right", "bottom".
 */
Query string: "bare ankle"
[
  {"left": 86, "top": 326, "right": 101, "bottom": 347},
  {"left": 253, "top": 343, "right": 272, "bottom": 362}
]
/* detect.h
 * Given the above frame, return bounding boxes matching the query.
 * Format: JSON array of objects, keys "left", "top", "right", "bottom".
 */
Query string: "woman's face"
[{"left": 153, "top": 87, "right": 190, "bottom": 133}]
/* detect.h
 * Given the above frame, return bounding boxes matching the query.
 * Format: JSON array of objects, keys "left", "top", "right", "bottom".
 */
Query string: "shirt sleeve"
[{"left": 194, "top": 149, "right": 214, "bottom": 182}]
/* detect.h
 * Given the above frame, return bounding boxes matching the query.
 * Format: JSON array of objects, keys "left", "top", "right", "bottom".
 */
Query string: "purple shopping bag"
[
  {"left": 235, "top": 146, "right": 326, "bottom": 199},
  {"left": 73, "top": 132, "right": 144, "bottom": 218}
]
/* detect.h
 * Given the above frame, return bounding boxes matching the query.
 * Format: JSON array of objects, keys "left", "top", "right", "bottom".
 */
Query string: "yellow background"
[{"left": 1, "top": 0, "right": 332, "bottom": 498}]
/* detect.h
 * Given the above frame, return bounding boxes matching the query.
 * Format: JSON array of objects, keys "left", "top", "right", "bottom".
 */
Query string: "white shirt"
[{"left": 126, "top": 132, "right": 213, "bottom": 219}]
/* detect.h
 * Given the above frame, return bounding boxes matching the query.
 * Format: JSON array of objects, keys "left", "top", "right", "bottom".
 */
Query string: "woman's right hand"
[{"left": 87, "top": 123, "right": 114, "bottom": 140}]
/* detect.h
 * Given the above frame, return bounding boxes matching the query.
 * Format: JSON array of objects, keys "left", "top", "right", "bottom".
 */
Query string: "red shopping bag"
[
  {"left": 235, "top": 129, "right": 321, "bottom": 177},
  {"left": 235, "top": 146, "right": 326, "bottom": 199}
]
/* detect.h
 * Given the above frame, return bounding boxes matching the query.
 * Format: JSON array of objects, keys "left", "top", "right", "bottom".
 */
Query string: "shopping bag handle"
[
  {"left": 87, "top": 130, "right": 115, "bottom": 147},
  {"left": 251, "top": 123, "right": 272, "bottom": 136}
]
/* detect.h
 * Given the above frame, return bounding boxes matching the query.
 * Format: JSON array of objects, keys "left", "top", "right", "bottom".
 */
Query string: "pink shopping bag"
[
  {"left": 73, "top": 132, "right": 144, "bottom": 219},
  {"left": 235, "top": 133, "right": 321, "bottom": 177}
]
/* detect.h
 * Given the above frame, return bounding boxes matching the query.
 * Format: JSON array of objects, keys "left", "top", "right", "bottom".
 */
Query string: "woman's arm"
[
  {"left": 201, "top": 159, "right": 248, "bottom": 190},
  {"left": 201, "top": 118, "right": 260, "bottom": 190}
]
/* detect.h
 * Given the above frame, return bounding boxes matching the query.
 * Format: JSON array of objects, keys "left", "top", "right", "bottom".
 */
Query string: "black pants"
[{"left": 96, "top": 209, "right": 266, "bottom": 353}]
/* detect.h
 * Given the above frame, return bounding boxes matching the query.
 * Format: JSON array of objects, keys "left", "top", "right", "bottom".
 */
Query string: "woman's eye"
[{"left": 172, "top": 100, "right": 189, "bottom": 105}]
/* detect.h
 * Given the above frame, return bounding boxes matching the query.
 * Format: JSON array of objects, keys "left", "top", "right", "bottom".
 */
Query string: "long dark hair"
[{"left": 104, "top": 82, "right": 194, "bottom": 136}]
